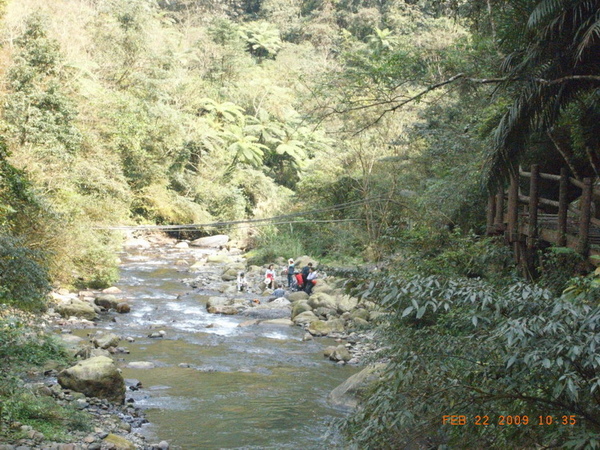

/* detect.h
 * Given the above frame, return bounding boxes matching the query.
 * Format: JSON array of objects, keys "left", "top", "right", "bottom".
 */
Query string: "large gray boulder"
[
  {"left": 312, "top": 282, "right": 335, "bottom": 295},
  {"left": 337, "top": 295, "right": 359, "bottom": 313},
  {"left": 328, "top": 364, "right": 386, "bottom": 409},
  {"left": 350, "top": 308, "right": 370, "bottom": 322},
  {"left": 293, "top": 311, "right": 319, "bottom": 327},
  {"left": 326, "top": 318, "right": 346, "bottom": 333},
  {"left": 92, "top": 332, "right": 121, "bottom": 349},
  {"left": 207, "top": 253, "right": 233, "bottom": 264},
  {"left": 242, "top": 299, "right": 291, "bottom": 319},
  {"left": 206, "top": 296, "right": 228, "bottom": 309},
  {"left": 288, "top": 291, "right": 309, "bottom": 302},
  {"left": 55, "top": 299, "right": 98, "bottom": 321},
  {"left": 295, "top": 256, "right": 319, "bottom": 269},
  {"left": 307, "top": 319, "right": 332, "bottom": 336},
  {"left": 58, "top": 356, "right": 125, "bottom": 403},
  {"left": 191, "top": 235, "right": 230, "bottom": 248},
  {"left": 291, "top": 301, "right": 312, "bottom": 319},
  {"left": 308, "top": 292, "right": 337, "bottom": 310},
  {"left": 95, "top": 294, "right": 119, "bottom": 310},
  {"left": 123, "top": 237, "right": 151, "bottom": 249},
  {"left": 221, "top": 268, "right": 239, "bottom": 281}
]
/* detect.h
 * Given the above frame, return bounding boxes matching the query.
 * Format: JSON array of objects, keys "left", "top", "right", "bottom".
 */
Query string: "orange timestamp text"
[{"left": 442, "top": 415, "right": 577, "bottom": 426}]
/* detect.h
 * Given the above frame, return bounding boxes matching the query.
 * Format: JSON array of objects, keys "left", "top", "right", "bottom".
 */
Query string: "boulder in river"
[
  {"left": 308, "top": 292, "right": 337, "bottom": 310},
  {"left": 102, "top": 286, "right": 122, "bottom": 295},
  {"left": 209, "top": 305, "right": 242, "bottom": 315},
  {"left": 92, "top": 332, "right": 121, "bottom": 349},
  {"left": 291, "top": 300, "right": 312, "bottom": 319},
  {"left": 207, "top": 253, "right": 233, "bottom": 264},
  {"left": 55, "top": 299, "right": 98, "bottom": 321},
  {"left": 261, "top": 318, "right": 294, "bottom": 326},
  {"left": 327, "top": 344, "right": 351, "bottom": 362},
  {"left": 103, "top": 433, "right": 137, "bottom": 450},
  {"left": 336, "top": 295, "right": 359, "bottom": 313},
  {"left": 116, "top": 302, "right": 131, "bottom": 313},
  {"left": 288, "top": 291, "right": 309, "bottom": 302},
  {"left": 242, "top": 305, "right": 291, "bottom": 320},
  {"left": 58, "top": 356, "right": 126, "bottom": 404},
  {"left": 95, "top": 294, "right": 119, "bottom": 310},
  {"left": 293, "top": 310, "right": 318, "bottom": 327},
  {"left": 221, "top": 268, "right": 239, "bottom": 281},
  {"left": 350, "top": 308, "right": 370, "bottom": 322},
  {"left": 307, "top": 319, "right": 332, "bottom": 336},
  {"left": 328, "top": 363, "right": 386, "bottom": 409},
  {"left": 126, "top": 361, "right": 156, "bottom": 369},
  {"left": 123, "top": 237, "right": 151, "bottom": 249},
  {"left": 191, "top": 235, "right": 230, "bottom": 248}
]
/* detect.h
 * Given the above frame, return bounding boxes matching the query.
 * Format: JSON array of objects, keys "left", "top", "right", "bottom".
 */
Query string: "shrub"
[
  {"left": 246, "top": 226, "right": 305, "bottom": 265},
  {"left": 0, "top": 236, "right": 50, "bottom": 311},
  {"left": 341, "top": 271, "right": 600, "bottom": 448}
]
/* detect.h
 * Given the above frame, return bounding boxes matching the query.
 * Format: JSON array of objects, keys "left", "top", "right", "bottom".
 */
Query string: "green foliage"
[
  {"left": 239, "top": 21, "right": 283, "bottom": 59},
  {"left": 246, "top": 226, "right": 305, "bottom": 265},
  {"left": 538, "top": 246, "right": 586, "bottom": 296},
  {"left": 1, "top": 392, "right": 90, "bottom": 440},
  {"left": 0, "top": 236, "right": 50, "bottom": 311},
  {"left": 3, "top": 13, "right": 81, "bottom": 152},
  {"left": 342, "top": 269, "right": 600, "bottom": 448},
  {"left": 388, "top": 227, "right": 515, "bottom": 280}
]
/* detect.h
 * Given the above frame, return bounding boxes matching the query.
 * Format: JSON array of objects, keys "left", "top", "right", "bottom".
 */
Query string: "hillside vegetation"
[{"left": 2, "top": 0, "right": 600, "bottom": 447}]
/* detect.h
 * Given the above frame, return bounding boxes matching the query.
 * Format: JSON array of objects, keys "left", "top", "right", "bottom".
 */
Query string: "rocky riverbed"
[{"left": 1, "top": 233, "right": 383, "bottom": 449}]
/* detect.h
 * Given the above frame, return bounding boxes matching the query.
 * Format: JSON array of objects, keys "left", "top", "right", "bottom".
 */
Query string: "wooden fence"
[{"left": 486, "top": 165, "right": 600, "bottom": 269}]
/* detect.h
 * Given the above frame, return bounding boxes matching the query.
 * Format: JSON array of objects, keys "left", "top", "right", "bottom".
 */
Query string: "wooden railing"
[{"left": 486, "top": 165, "right": 600, "bottom": 266}]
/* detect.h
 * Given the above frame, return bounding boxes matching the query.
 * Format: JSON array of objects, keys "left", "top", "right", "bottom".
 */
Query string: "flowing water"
[{"left": 87, "top": 245, "right": 359, "bottom": 449}]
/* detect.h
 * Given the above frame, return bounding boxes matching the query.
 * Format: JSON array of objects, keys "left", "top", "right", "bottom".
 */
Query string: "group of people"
[
  {"left": 236, "top": 259, "right": 318, "bottom": 295},
  {"left": 287, "top": 259, "right": 318, "bottom": 294}
]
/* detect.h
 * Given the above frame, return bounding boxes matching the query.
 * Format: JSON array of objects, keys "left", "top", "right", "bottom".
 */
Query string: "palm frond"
[
  {"left": 527, "top": 0, "right": 565, "bottom": 29},
  {"left": 575, "top": 13, "right": 600, "bottom": 61}
]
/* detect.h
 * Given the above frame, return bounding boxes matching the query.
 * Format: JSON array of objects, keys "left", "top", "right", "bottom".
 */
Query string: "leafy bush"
[
  {"left": 0, "top": 310, "right": 69, "bottom": 378},
  {"left": 1, "top": 392, "right": 90, "bottom": 440},
  {"left": 246, "top": 226, "right": 305, "bottom": 265},
  {"left": 383, "top": 226, "right": 515, "bottom": 280},
  {"left": 0, "top": 310, "right": 81, "bottom": 441},
  {"left": 0, "top": 236, "right": 50, "bottom": 311},
  {"left": 341, "top": 271, "right": 600, "bottom": 449},
  {"left": 538, "top": 246, "right": 586, "bottom": 296}
]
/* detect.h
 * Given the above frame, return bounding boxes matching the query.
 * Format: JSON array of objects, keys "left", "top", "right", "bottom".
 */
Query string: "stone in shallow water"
[
  {"left": 58, "top": 356, "right": 125, "bottom": 404},
  {"left": 126, "top": 361, "right": 155, "bottom": 369}
]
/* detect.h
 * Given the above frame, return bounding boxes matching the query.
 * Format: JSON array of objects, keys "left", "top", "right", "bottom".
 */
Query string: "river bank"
[{"left": 1, "top": 233, "right": 380, "bottom": 449}]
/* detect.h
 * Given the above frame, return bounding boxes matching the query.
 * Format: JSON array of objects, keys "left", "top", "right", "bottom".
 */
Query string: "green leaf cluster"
[{"left": 342, "top": 269, "right": 600, "bottom": 448}]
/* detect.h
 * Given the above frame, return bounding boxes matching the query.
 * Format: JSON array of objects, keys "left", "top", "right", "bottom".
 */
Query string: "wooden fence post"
[
  {"left": 486, "top": 195, "right": 496, "bottom": 235},
  {"left": 494, "top": 187, "right": 505, "bottom": 232},
  {"left": 558, "top": 168, "right": 568, "bottom": 247},
  {"left": 528, "top": 164, "right": 539, "bottom": 247},
  {"left": 507, "top": 174, "right": 519, "bottom": 243},
  {"left": 507, "top": 173, "right": 521, "bottom": 263},
  {"left": 577, "top": 178, "right": 592, "bottom": 255}
]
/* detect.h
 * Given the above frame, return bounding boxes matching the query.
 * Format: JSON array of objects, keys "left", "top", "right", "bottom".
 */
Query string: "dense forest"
[{"left": 2, "top": 0, "right": 600, "bottom": 447}]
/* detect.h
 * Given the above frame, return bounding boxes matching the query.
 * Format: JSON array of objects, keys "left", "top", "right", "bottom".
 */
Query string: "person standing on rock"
[
  {"left": 301, "top": 262, "right": 312, "bottom": 286},
  {"left": 237, "top": 272, "right": 248, "bottom": 292},
  {"left": 305, "top": 266, "right": 318, "bottom": 295},
  {"left": 264, "top": 264, "right": 276, "bottom": 289},
  {"left": 287, "top": 258, "right": 295, "bottom": 288}
]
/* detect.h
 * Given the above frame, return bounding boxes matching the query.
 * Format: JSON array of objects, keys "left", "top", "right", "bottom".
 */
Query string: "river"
[{"left": 87, "top": 244, "right": 359, "bottom": 449}]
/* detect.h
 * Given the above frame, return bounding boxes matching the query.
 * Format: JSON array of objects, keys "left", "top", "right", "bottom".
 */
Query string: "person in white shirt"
[
  {"left": 264, "top": 264, "right": 276, "bottom": 289},
  {"left": 237, "top": 272, "right": 248, "bottom": 292},
  {"left": 305, "top": 267, "right": 318, "bottom": 295}
]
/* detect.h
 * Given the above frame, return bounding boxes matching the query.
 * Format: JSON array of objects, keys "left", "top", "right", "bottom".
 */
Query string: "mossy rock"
[
  {"left": 308, "top": 319, "right": 332, "bottom": 336},
  {"left": 291, "top": 301, "right": 312, "bottom": 319},
  {"left": 103, "top": 433, "right": 137, "bottom": 450}
]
